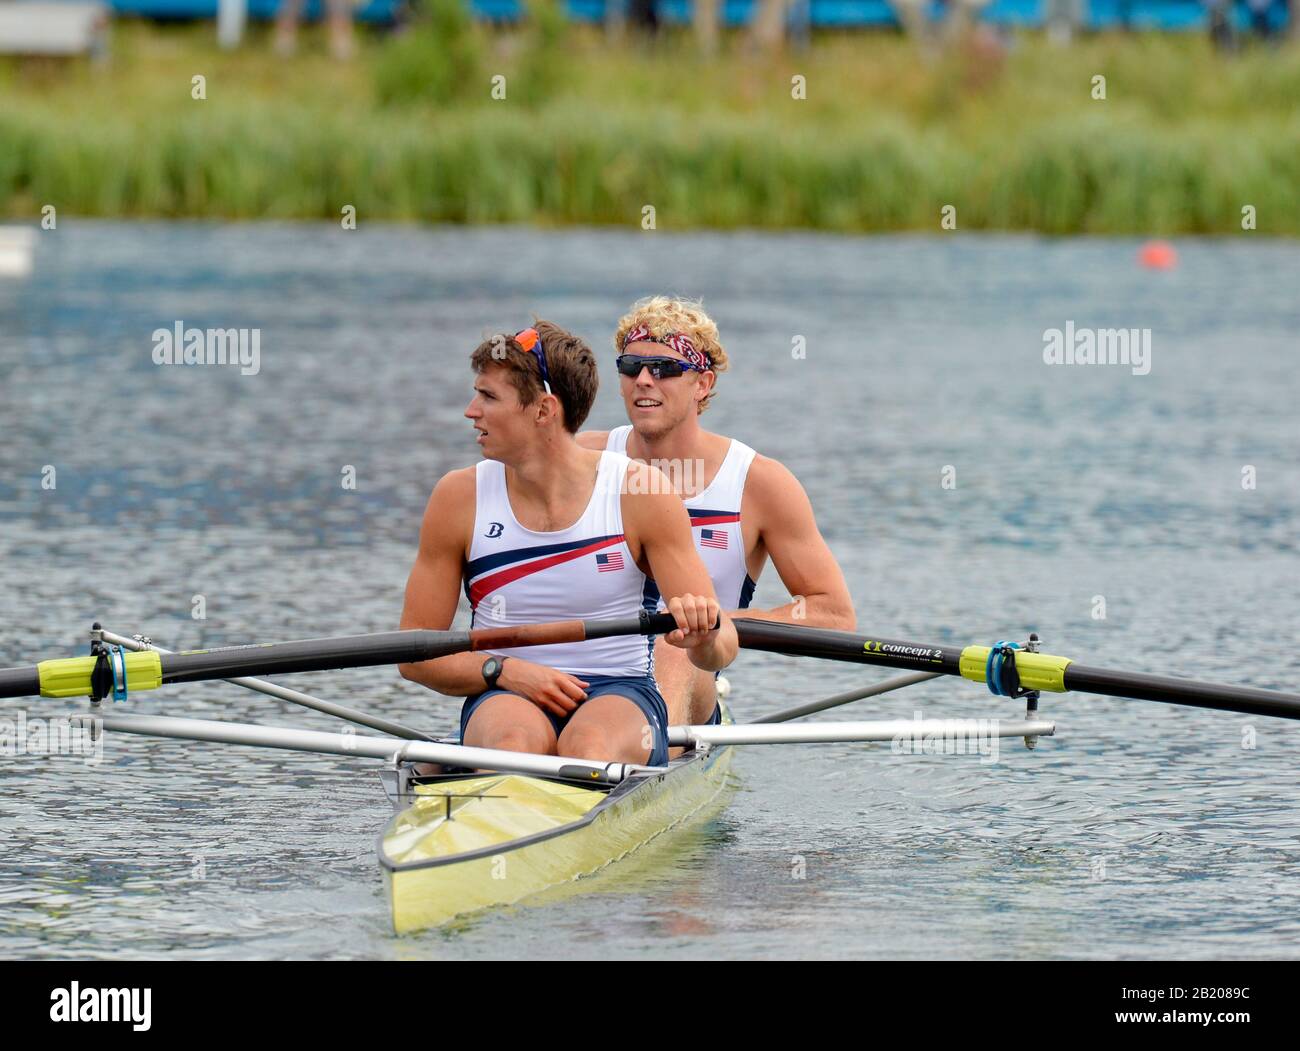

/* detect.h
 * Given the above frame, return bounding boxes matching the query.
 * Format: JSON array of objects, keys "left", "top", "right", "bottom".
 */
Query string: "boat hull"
[{"left": 379, "top": 744, "right": 732, "bottom": 934}]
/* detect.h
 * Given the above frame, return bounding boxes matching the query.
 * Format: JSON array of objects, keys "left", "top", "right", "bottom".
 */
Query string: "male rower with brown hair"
[
  {"left": 577, "top": 296, "right": 855, "bottom": 733},
  {"left": 398, "top": 321, "right": 737, "bottom": 767}
]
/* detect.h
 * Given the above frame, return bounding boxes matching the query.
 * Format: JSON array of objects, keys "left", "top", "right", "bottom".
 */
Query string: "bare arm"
[
  {"left": 396, "top": 469, "right": 494, "bottom": 696},
  {"left": 623, "top": 463, "right": 738, "bottom": 671},
  {"left": 741, "top": 456, "right": 856, "bottom": 630}
]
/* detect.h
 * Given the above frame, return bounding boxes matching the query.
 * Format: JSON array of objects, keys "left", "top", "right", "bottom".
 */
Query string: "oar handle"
[
  {"left": 588, "top": 610, "right": 691, "bottom": 639},
  {"left": 469, "top": 610, "right": 687, "bottom": 651}
]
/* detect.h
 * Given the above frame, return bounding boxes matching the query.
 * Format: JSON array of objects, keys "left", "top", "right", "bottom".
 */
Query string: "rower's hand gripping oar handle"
[
  {"left": 635, "top": 610, "right": 724, "bottom": 637},
  {"left": 473, "top": 610, "right": 715, "bottom": 651}
]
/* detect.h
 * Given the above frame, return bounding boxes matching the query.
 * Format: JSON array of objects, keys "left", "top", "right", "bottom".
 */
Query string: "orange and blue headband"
[{"left": 514, "top": 327, "right": 551, "bottom": 395}]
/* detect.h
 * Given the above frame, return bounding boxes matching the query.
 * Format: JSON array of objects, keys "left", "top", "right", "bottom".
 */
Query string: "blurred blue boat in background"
[{"left": 99, "top": 0, "right": 1292, "bottom": 34}]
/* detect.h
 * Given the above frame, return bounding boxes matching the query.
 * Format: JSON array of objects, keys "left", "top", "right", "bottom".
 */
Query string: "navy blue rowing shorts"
[{"left": 460, "top": 673, "right": 670, "bottom": 766}]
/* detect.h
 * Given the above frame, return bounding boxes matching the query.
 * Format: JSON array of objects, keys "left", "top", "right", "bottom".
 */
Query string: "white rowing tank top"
[
  {"left": 605, "top": 425, "right": 757, "bottom": 610},
  {"left": 464, "top": 452, "right": 658, "bottom": 676}
]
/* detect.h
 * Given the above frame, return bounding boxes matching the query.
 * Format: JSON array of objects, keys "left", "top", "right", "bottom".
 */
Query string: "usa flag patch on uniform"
[{"left": 700, "top": 528, "right": 728, "bottom": 550}]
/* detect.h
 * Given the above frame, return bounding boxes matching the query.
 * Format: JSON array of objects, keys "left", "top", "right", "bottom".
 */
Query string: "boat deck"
[{"left": 378, "top": 744, "right": 733, "bottom": 933}]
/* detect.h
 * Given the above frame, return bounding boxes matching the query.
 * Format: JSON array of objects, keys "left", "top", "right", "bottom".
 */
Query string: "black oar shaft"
[
  {"left": 160, "top": 630, "right": 471, "bottom": 684},
  {"left": 0, "top": 667, "right": 40, "bottom": 699},
  {"left": 1063, "top": 664, "right": 1300, "bottom": 721},
  {"left": 732, "top": 617, "right": 1300, "bottom": 723},
  {"left": 733, "top": 618, "right": 965, "bottom": 675}
]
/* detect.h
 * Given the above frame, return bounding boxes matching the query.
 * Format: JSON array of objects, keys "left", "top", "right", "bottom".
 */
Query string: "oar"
[
  {"left": 96, "top": 626, "right": 438, "bottom": 742},
  {"left": 732, "top": 618, "right": 1300, "bottom": 722},
  {"left": 0, "top": 611, "right": 683, "bottom": 701}
]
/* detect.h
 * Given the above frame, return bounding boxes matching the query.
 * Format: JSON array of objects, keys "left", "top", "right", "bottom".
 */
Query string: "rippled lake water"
[{"left": 1, "top": 223, "right": 1297, "bottom": 959}]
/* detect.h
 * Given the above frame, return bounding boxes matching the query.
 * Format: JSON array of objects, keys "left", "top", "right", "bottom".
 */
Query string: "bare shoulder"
[
  {"left": 575, "top": 429, "right": 610, "bottom": 451},
  {"left": 621, "top": 460, "right": 683, "bottom": 523},
  {"left": 620, "top": 459, "right": 688, "bottom": 563},
  {"left": 430, "top": 465, "right": 477, "bottom": 502},
  {"left": 420, "top": 466, "right": 476, "bottom": 543},
  {"left": 745, "top": 452, "right": 808, "bottom": 500},
  {"left": 742, "top": 452, "right": 818, "bottom": 535},
  {"left": 623, "top": 457, "right": 671, "bottom": 494}
]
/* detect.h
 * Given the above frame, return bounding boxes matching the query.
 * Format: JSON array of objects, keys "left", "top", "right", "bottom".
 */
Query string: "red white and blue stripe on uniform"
[
  {"left": 464, "top": 534, "right": 628, "bottom": 610},
  {"left": 464, "top": 453, "right": 661, "bottom": 676}
]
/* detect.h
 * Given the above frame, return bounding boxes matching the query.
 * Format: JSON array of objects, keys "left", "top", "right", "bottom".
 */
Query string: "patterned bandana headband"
[{"left": 621, "top": 324, "right": 710, "bottom": 371}]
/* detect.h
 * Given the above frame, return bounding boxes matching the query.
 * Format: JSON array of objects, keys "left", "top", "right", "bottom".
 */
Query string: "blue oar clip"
[
  {"left": 107, "top": 644, "right": 129, "bottom": 702},
  {"left": 985, "top": 640, "right": 1024, "bottom": 697}
]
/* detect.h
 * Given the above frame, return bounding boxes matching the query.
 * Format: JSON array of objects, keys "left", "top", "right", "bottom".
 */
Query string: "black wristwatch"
[{"left": 481, "top": 655, "right": 507, "bottom": 690}]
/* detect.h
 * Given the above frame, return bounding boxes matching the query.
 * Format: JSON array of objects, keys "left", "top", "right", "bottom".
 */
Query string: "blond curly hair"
[{"left": 614, "top": 296, "right": 729, "bottom": 414}]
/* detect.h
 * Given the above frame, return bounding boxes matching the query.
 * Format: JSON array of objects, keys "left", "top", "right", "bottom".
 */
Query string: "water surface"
[{"left": 1, "top": 224, "right": 1297, "bottom": 959}]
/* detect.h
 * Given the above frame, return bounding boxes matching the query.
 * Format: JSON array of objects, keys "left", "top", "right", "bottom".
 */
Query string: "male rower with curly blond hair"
[{"left": 578, "top": 297, "right": 855, "bottom": 735}]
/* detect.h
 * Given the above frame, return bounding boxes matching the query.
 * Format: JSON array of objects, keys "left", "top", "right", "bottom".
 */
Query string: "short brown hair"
[
  {"left": 469, "top": 320, "right": 597, "bottom": 433},
  {"left": 613, "top": 296, "right": 728, "bottom": 414}
]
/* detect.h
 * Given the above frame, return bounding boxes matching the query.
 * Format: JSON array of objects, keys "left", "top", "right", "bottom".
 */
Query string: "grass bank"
[{"left": 1, "top": 18, "right": 1297, "bottom": 234}]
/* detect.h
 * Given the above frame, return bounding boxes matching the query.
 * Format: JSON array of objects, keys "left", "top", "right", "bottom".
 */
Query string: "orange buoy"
[{"left": 1138, "top": 240, "right": 1178, "bottom": 270}]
